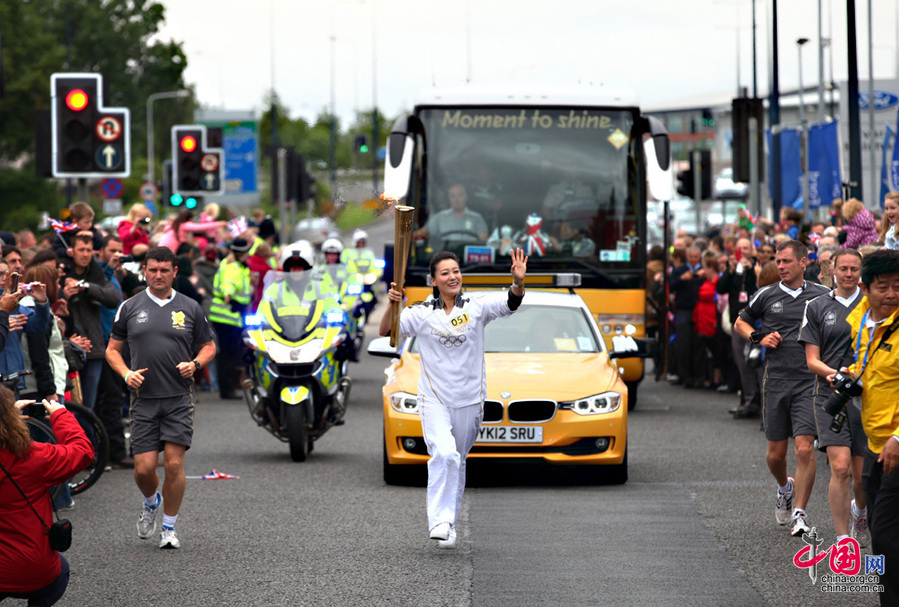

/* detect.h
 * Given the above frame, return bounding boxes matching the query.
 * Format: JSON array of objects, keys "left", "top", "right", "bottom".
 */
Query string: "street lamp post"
[
  {"left": 146, "top": 90, "right": 190, "bottom": 184},
  {"left": 797, "top": 38, "right": 810, "bottom": 220}
]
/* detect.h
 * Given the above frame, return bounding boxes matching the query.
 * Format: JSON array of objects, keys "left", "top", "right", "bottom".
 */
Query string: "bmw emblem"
[{"left": 500, "top": 391, "right": 511, "bottom": 399}]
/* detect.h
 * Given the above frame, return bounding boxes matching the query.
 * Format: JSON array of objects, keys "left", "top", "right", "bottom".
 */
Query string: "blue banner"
[
  {"left": 892, "top": 107, "right": 899, "bottom": 191},
  {"left": 807, "top": 120, "right": 842, "bottom": 211},
  {"left": 882, "top": 123, "right": 893, "bottom": 208},
  {"left": 767, "top": 128, "right": 803, "bottom": 210}
]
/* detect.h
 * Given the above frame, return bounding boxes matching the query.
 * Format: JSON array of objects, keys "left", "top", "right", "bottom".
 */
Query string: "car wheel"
[
  {"left": 625, "top": 380, "right": 638, "bottom": 410},
  {"left": 383, "top": 440, "right": 425, "bottom": 486},
  {"left": 605, "top": 447, "right": 628, "bottom": 485}
]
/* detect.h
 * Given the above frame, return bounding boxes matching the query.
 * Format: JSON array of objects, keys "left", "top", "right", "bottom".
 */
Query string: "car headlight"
[
  {"left": 389, "top": 391, "right": 419, "bottom": 414},
  {"left": 559, "top": 392, "right": 622, "bottom": 415}
]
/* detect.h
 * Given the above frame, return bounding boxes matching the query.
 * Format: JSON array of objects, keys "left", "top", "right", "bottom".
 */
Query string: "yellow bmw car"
[{"left": 368, "top": 291, "right": 651, "bottom": 485}]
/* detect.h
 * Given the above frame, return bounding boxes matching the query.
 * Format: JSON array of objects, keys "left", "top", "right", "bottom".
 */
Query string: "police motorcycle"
[
  {"left": 241, "top": 241, "right": 353, "bottom": 462},
  {"left": 340, "top": 229, "right": 384, "bottom": 321},
  {"left": 319, "top": 238, "right": 365, "bottom": 361}
]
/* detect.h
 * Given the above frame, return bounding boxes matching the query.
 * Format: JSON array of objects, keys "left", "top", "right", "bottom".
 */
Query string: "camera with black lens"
[
  {"left": 824, "top": 371, "right": 863, "bottom": 432},
  {"left": 140, "top": 216, "right": 151, "bottom": 225},
  {"left": 118, "top": 255, "right": 134, "bottom": 263}
]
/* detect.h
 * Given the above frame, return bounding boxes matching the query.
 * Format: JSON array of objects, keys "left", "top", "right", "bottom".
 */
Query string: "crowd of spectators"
[
  {"left": 0, "top": 201, "right": 277, "bottom": 501},
  {"left": 651, "top": 197, "right": 888, "bottom": 417}
]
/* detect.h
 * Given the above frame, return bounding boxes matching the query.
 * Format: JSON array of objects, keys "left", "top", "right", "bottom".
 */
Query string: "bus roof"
[{"left": 415, "top": 85, "right": 641, "bottom": 109}]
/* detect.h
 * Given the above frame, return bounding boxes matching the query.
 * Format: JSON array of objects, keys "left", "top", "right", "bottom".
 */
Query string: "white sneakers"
[
  {"left": 137, "top": 493, "right": 160, "bottom": 539},
  {"left": 850, "top": 500, "right": 871, "bottom": 548},
  {"left": 437, "top": 526, "right": 457, "bottom": 549},
  {"left": 790, "top": 511, "right": 811, "bottom": 537},
  {"left": 159, "top": 528, "right": 181, "bottom": 549},
  {"left": 775, "top": 478, "right": 795, "bottom": 526},
  {"left": 429, "top": 522, "right": 451, "bottom": 541}
]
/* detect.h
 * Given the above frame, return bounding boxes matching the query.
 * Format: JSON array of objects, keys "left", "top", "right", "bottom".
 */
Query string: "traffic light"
[
  {"left": 170, "top": 193, "right": 184, "bottom": 207},
  {"left": 50, "top": 72, "right": 130, "bottom": 178},
  {"left": 676, "top": 163, "right": 694, "bottom": 198},
  {"left": 355, "top": 134, "right": 369, "bottom": 153},
  {"left": 171, "top": 125, "right": 224, "bottom": 197},
  {"left": 701, "top": 108, "right": 715, "bottom": 128},
  {"left": 676, "top": 151, "right": 713, "bottom": 200},
  {"left": 732, "top": 97, "right": 765, "bottom": 183}
]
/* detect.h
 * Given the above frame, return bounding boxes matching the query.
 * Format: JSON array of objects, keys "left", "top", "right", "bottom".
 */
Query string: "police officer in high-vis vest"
[
  {"left": 209, "top": 238, "right": 252, "bottom": 399},
  {"left": 340, "top": 230, "right": 381, "bottom": 312}
]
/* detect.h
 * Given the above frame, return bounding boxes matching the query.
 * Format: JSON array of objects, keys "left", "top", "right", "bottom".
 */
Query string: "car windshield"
[{"left": 408, "top": 304, "right": 600, "bottom": 354}]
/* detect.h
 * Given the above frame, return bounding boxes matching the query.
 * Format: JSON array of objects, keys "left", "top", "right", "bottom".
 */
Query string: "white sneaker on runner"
[
  {"left": 437, "top": 526, "right": 457, "bottom": 549},
  {"left": 137, "top": 494, "right": 160, "bottom": 539},
  {"left": 775, "top": 478, "right": 794, "bottom": 525},
  {"left": 159, "top": 528, "right": 181, "bottom": 549},
  {"left": 429, "top": 522, "right": 450, "bottom": 541},
  {"left": 850, "top": 504, "right": 871, "bottom": 548},
  {"left": 790, "top": 512, "right": 811, "bottom": 537}
]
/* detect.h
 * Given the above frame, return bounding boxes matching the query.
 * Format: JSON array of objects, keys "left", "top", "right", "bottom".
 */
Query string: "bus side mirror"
[
  {"left": 642, "top": 116, "right": 673, "bottom": 203},
  {"left": 384, "top": 115, "right": 420, "bottom": 203}
]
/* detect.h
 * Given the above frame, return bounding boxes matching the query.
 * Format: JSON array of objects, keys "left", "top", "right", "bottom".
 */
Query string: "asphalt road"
[{"left": 50, "top": 216, "right": 881, "bottom": 606}]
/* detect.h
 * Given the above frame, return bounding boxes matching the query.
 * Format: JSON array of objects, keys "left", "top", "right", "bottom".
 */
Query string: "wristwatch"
[
  {"left": 192, "top": 359, "right": 201, "bottom": 370},
  {"left": 750, "top": 331, "right": 766, "bottom": 344}
]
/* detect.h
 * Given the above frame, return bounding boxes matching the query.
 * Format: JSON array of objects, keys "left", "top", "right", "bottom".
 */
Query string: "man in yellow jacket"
[
  {"left": 843, "top": 249, "right": 899, "bottom": 603},
  {"left": 209, "top": 238, "right": 252, "bottom": 399}
]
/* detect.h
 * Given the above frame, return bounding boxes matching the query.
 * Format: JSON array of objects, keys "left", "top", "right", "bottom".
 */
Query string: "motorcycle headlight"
[
  {"left": 326, "top": 310, "right": 346, "bottom": 325},
  {"left": 266, "top": 339, "right": 325, "bottom": 364},
  {"left": 374, "top": 259, "right": 386, "bottom": 269},
  {"left": 558, "top": 392, "right": 622, "bottom": 415},
  {"left": 347, "top": 283, "right": 363, "bottom": 296},
  {"left": 364, "top": 273, "right": 377, "bottom": 283},
  {"left": 244, "top": 314, "right": 263, "bottom": 327},
  {"left": 389, "top": 391, "right": 419, "bottom": 414}
]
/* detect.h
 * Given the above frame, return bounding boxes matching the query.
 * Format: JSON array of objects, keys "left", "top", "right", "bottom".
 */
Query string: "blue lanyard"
[{"left": 854, "top": 309, "right": 878, "bottom": 375}]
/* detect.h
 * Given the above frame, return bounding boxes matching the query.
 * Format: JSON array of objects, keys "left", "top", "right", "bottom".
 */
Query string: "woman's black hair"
[{"left": 429, "top": 251, "right": 461, "bottom": 299}]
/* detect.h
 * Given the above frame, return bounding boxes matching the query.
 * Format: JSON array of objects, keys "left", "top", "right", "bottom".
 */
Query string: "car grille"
[
  {"left": 482, "top": 400, "right": 504, "bottom": 423},
  {"left": 507, "top": 400, "right": 556, "bottom": 423}
]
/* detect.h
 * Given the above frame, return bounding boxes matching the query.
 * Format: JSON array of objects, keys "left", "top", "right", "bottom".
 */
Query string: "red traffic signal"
[
  {"left": 65, "top": 89, "right": 89, "bottom": 112},
  {"left": 180, "top": 135, "right": 198, "bottom": 153}
]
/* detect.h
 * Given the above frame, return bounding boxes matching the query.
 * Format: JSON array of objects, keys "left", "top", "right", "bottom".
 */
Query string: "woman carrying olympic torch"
[{"left": 379, "top": 248, "right": 527, "bottom": 548}]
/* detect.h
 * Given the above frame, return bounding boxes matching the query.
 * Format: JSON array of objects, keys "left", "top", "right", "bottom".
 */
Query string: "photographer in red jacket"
[{"left": 0, "top": 386, "right": 93, "bottom": 606}]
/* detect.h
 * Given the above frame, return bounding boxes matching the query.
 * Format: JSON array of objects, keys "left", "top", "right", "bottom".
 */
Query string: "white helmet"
[
  {"left": 321, "top": 238, "right": 344, "bottom": 254},
  {"left": 280, "top": 239, "right": 315, "bottom": 271},
  {"left": 353, "top": 229, "right": 368, "bottom": 246}
]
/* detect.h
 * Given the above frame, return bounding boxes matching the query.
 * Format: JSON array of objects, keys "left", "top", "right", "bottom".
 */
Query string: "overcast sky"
[{"left": 154, "top": 0, "right": 899, "bottom": 126}]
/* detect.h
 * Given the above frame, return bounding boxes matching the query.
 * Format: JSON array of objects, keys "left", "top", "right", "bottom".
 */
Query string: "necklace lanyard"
[
  {"left": 855, "top": 310, "right": 873, "bottom": 374},
  {"left": 855, "top": 309, "right": 888, "bottom": 375}
]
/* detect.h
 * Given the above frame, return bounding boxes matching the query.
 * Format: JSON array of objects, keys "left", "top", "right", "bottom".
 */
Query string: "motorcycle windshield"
[{"left": 260, "top": 271, "right": 329, "bottom": 342}]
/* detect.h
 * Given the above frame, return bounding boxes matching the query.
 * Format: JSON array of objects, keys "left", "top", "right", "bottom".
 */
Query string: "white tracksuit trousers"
[{"left": 420, "top": 400, "right": 482, "bottom": 531}]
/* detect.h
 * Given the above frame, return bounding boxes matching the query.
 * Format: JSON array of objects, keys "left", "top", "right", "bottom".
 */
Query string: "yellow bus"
[{"left": 382, "top": 85, "right": 672, "bottom": 407}]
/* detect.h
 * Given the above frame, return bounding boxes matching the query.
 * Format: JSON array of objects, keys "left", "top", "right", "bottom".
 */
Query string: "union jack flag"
[
  {"left": 226, "top": 216, "right": 248, "bottom": 239},
  {"left": 48, "top": 218, "right": 79, "bottom": 234},
  {"left": 201, "top": 469, "right": 239, "bottom": 480}
]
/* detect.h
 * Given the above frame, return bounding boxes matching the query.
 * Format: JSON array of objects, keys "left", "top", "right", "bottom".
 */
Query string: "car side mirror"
[
  {"left": 367, "top": 336, "right": 401, "bottom": 359},
  {"left": 608, "top": 336, "right": 657, "bottom": 359}
]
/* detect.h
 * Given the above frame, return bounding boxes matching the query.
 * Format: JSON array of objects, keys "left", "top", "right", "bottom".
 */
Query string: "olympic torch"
[{"left": 390, "top": 205, "right": 415, "bottom": 347}]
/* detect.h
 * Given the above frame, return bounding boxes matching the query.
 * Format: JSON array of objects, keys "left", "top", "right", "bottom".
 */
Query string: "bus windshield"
[{"left": 412, "top": 107, "right": 643, "bottom": 274}]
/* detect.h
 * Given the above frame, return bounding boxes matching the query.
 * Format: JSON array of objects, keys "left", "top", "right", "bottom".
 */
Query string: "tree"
[{"left": 0, "top": 0, "right": 193, "bottom": 228}]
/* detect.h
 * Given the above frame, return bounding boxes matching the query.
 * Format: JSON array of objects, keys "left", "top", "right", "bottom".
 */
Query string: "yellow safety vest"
[{"left": 209, "top": 260, "right": 252, "bottom": 327}]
